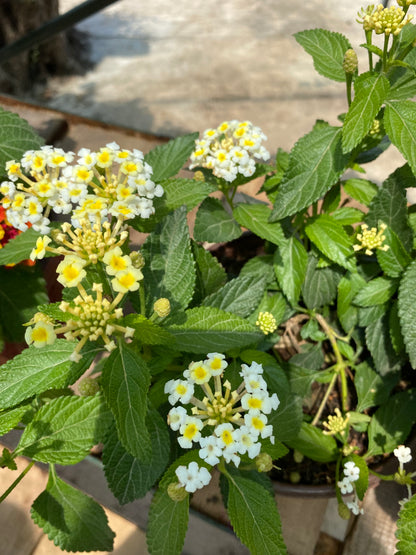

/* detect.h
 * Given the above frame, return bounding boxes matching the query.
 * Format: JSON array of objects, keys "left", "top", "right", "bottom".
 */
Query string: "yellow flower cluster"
[
  {"left": 256, "top": 311, "right": 277, "bottom": 335},
  {"left": 323, "top": 408, "right": 349, "bottom": 436},
  {"left": 358, "top": 4, "right": 412, "bottom": 35},
  {"left": 353, "top": 222, "right": 389, "bottom": 256}
]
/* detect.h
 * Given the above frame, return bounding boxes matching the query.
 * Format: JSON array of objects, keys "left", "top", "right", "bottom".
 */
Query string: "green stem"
[
  {"left": 139, "top": 285, "right": 146, "bottom": 316},
  {"left": 383, "top": 34, "right": 390, "bottom": 72},
  {"left": 311, "top": 371, "right": 338, "bottom": 426},
  {"left": 368, "top": 468, "right": 395, "bottom": 481},
  {"left": 345, "top": 73, "right": 353, "bottom": 108},
  {"left": 0, "top": 461, "right": 35, "bottom": 504},
  {"left": 365, "top": 30, "right": 373, "bottom": 72}
]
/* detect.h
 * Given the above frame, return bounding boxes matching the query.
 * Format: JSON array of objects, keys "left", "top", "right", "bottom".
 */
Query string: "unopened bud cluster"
[{"left": 343, "top": 49, "right": 358, "bottom": 74}]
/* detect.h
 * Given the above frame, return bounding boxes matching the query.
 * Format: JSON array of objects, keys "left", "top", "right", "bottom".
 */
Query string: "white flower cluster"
[
  {"left": 189, "top": 120, "right": 270, "bottom": 182},
  {"left": 165, "top": 354, "right": 279, "bottom": 468},
  {"left": 175, "top": 461, "right": 212, "bottom": 493},
  {"left": 0, "top": 142, "right": 163, "bottom": 233},
  {"left": 337, "top": 461, "right": 363, "bottom": 516},
  {"left": 394, "top": 445, "right": 412, "bottom": 465}
]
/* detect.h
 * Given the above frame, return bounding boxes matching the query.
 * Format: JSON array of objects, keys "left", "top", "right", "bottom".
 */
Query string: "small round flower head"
[
  {"left": 175, "top": 462, "right": 212, "bottom": 493},
  {"left": 255, "top": 452, "right": 273, "bottom": 473},
  {"left": 25, "top": 321, "right": 56, "bottom": 348},
  {"left": 153, "top": 298, "right": 171, "bottom": 318},
  {"left": 323, "top": 408, "right": 349, "bottom": 436},
  {"left": 371, "top": 4, "right": 412, "bottom": 36},
  {"left": 353, "top": 223, "right": 389, "bottom": 256},
  {"left": 256, "top": 311, "right": 277, "bottom": 335},
  {"left": 343, "top": 48, "right": 358, "bottom": 74},
  {"left": 394, "top": 445, "right": 412, "bottom": 464}
]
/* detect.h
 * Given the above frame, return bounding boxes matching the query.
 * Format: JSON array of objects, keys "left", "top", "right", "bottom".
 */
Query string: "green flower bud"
[
  {"left": 338, "top": 502, "right": 351, "bottom": 520},
  {"left": 78, "top": 376, "right": 100, "bottom": 396},
  {"left": 289, "top": 471, "right": 301, "bottom": 484},
  {"left": 167, "top": 482, "right": 188, "bottom": 502},
  {"left": 193, "top": 170, "right": 205, "bottom": 182},
  {"left": 255, "top": 452, "right": 274, "bottom": 473},
  {"left": 130, "top": 251, "right": 145, "bottom": 270},
  {"left": 343, "top": 49, "right": 358, "bottom": 74},
  {"left": 153, "top": 298, "right": 171, "bottom": 318},
  {"left": 293, "top": 450, "right": 304, "bottom": 463}
]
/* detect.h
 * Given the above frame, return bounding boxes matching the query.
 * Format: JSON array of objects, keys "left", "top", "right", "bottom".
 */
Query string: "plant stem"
[
  {"left": 311, "top": 371, "right": 338, "bottom": 426},
  {"left": 365, "top": 30, "right": 373, "bottom": 71},
  {"left": 346, "top": 73, "right": 353, "bottom": 108},
  {"left": 368, "top": 468, "right": 395, "bottom": 481},
  {"left": 383, "top": 34, "right": 390, "bottom": 72},
  {"left": 139, "top": 285, "right": 146, "bottom": 316},
  {"left": 0, "top": 461, "right": 35, "bottom": 504}
]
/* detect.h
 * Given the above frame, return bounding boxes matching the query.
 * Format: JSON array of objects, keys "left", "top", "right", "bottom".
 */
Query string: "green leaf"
[
  {"left": 366, "top": 165, "right": 413, "bottom": 250},
  {"left": 365, "top": 314, "right": 403, "bottom": 375},
  {"left": 301, "top": 254, "right": 341, "bottom": 309},
  {"left": 16, "top": 394, "right": 111, "bottom": 464},
  {"left": 202, "top": 274, "right": 266, "bottom": 318},
  {"left": 142, "top": 206, "right": 196, "bottom": 310},
  {"left": 330, "top": 207, "right": 364, "bottom": 225},
  {"left": 0, "top": 340, "right": 79, "bottom": 409},
  {"left": 146, "top": 490, "right": 189, "bottom": 555},
  {"left": 161, "top": 177, "right": 216, "bottom": 211},
  {"left": 367, "top": 389, "right": 416, "bottom": 457},
  {"left": 226, "top": 472, "right": 286, "bottom": 555},
  {"left": 355, "top": 361, "right": 399, "bottom": 412},
  {"left": 103, "top": 407, "right": 170, "bottom": 504},
  {"left": 337, "top": 273, "right": 366, "bottom": 333},
  {"left": 144, "top": 132, "right": 199, "bottom": 182},
  {"left": 191, "top": 241, "right": 226, "bottom": 304},
  {"left": 0, "top": 108, "right": 43, "bottom": 174},
  {"left": 396, "top": 495, "right": 416, "bottom": 555},
  {"left": 240, "top": 255, "right": 276, "bottom": 287},
  {"left": 101, "top": 343, "right": 151, "bottom": 460},
  {"left": 0, "top": 228, "right": 41, "bottom": 265},
  {"left": 342, "top": 72, "right": 390, "bottom": 153},
  {"left": 0, "top": 265, "right": 48, "bottom": 341},
  {"left": 398, "top": 260, "right": 416, "bottom": 368},
  {"left": 343, "top": 178, "right": 379, "bottom": 206},
  {"left": 270, "top": 125, "right": 350, "bottom": 220},
  {"left": 285, "top": 422, "right": 338, "bottom": 462},
  {"left": 31, "top": 470, "right": 114, "bottom": 552},
  {"left": 345, "top": 454, "right": 369, "bottom": 501},
  {"left": 385, "top": 100, "right": 416, "bottom": 176},
  {"left": 305, "top": 214, "right": 355, "bottom": 270},
  {"left": 167, "top": 306, "right": 261, "bottom": 353},
  {"left": 233, "top": 203, "right": 285, "bottom": 246},
  {"left": 354, "top": 276, "right": 398, "bottom": 307},
  {"left": 273, "top": 237, "right": 308, "bottom": 306},
  {"left": 377, "top": 226, "right": 411, "bottom": 277},
  {"left": 0, "top": 400, "right": 32, "bottom": 435},
  {"left": 294, "top": 29, "right": 351, "bottom": 82},
  {"left": 123, "top": 314, "right": 175, "bottom": 346},
  {"left": 194, "top": 197, "right": 241, "bottom": 242}
]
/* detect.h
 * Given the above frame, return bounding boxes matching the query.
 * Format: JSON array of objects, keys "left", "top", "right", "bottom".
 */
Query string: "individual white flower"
[
  {"left": 234, "top": 426, "right": 261, "bottom": 459},
  {"left": 239, "top": 361, "right": 264, "bottom": 379},
  {"left": 204, "top": 352, "right": 228, "bottom": 376},
  {"left": 175, "top": 462, "right": 212, "bottom": 493},
  {"left": 244, "top": 413, "right": 274, "bottom": 441},
  {"left": 199, "top": 436, "right": 222, "bottom": 466},
  {"left": 25, "top": 321, "right": 56, "bottom": 348},
  {"left": 343, "top": 461, "right": 360, "bottom": 482},
  {"left": 178, "top": 417, "right": 203, "bottom": 449},
  {"left": 337, "top": 477, "right": 354, "bottom": 495},
  {"left": 164, "top": 379, "right": 194, "bottom": 405},
  {"left": 346, "top": 500, "right": 364, "bottom": 515},
  {"left": 243, "top": 373, "right": 268, "bottom": 393},
  {"left": 185, "top": 360, "right": 211, "bottom": 384},
  {"left": 167, "top": 406, "right": 188, "bottom": 431},
  {"left": 394, "top": 445, "right": 412, "bottom": 465}
]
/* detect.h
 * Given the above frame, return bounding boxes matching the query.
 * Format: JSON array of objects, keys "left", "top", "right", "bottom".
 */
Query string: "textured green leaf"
[
  {"left": 377, "top": 226, "right": 411, "bottom": 277},
  {"left": 294, "top": 29, "right": 351, "bottom": 82},
  {"left": 0, "top": 340, "right": 79, "bottom": 409},
  {"left": 354, "top": 276, "right": 398, "bottom": 307},
  {"left": 367, "top": 389, "right": 416, "bottom": 457},
  {"left": 355, "top": 361, "right": 399, "bottom": 412},
  {"left": 142, "top": 206, "right": 196, "bottom": 310},
  {"left": 226, "top": 472, "right": 286, "bottom": 555},
  {"left": 101, "top": 343, "right": 151, "bottom": 460},
  {"left": 285, "top": 422, "right": 338, "bottom": 462},
  {"left": 396, "top": 494, "right": 416, "bottom": 554},
  {"left": 233, "top": 203, "right": 285, "bottom": 246},
  {"left": 192, "top": 241, "right": 227, "bottom": 303},
  {"left": 390, "top": 300, "right": 406, "bottom": 355},
  {"left": 385, "top": 100, "right": 416, "bottom": 176},
  {"left": 123, "top": 314, "right": 175, "bottom": 345},
  {"left": 146, "top": 488, "right": 189, "bottom": 555},
  {"left": 194, "top": 197, "right": 241, "bottom": 242},
  {"left": 0, "top": 228, "right": 42, "bottom": 265},
  {"left": 0, "top": 265, "right": 48, "bottom": 341},
  {"left": 366, "top": 165, "right": 413, "bottom": 250},
  {"left": 0, "top": 400, "right": 32, "bottom": 435},
  {"left": 273, "top": 237, "right": 308, "bottom": 306},
  {"left": 398, "top": 260, "right": 416, "bottom": 368},
  {"left": 302, "top": 254, "right": 341, "bottom": 309},
  {"left": 0, "top": 108, "right": 43, "bottom": 174},
  {"left": 337, "top": 273, "right": 366, "bottom": 333},
  {"left": 342, "top": 178, "right": 379, "bottom": 206},
  {"left": 270, "top": 125, "right": 350, "bottom": 220},
  {"left": 16, "top": 394, "right": 111, "bottom": 464},
  {"left": 202, "top": 274, "right": 266, "bottom": 318},
  {"left": 240, "top": 255, "right": 275, "bottom": 286},
  {"left": 365, "top": 314, "right": 403, "bottom": 375},
  {"left": 31, "top": 470, "right": 114, "bottom": 552},
  {"left": 305, "top": 214, "right": 355, "bottom": 270},
  {"left": 330, "top": 207, "right": 364, "bottom": 225},
  {"left": 144, "top": 132, "right": 198, "bottom": 182},
  {"left": 161, "top": 177, "right": 216, "bottom": 211},
  {"left": 342, "top": 72, "right": 390, "bottom": 153},
  {"left": 103, "top": 407, "right": 170, "bottom": 504},
  {"left": 167, "top": 306, "right": 261, "bottom": 353}
]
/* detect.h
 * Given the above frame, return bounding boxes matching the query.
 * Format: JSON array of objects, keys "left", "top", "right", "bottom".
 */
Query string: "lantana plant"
[{"left": 2, "top": 2, "right": 416, "bottom": 553}]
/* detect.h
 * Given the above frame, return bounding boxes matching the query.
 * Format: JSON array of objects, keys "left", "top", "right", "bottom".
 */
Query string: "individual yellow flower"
[
  {"left": 56, "top": 255, "right": 87, "bottom": 288},
  {"left": 111, "top": 267, "right": 143, "bottom": 293},
  {"left": 103, "top": 246, "right": 132, "bottom": 276},
  {"left": 30, "top": 236, "right": 52, "bottom": 261},
  {"left": 25, "top": 321, "right": 56, "bottom": 348},
  {"left": 353, "top": 222, "right": 389, "bottom": 256}
]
